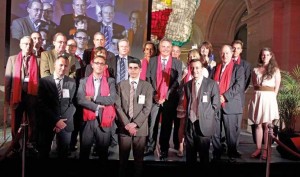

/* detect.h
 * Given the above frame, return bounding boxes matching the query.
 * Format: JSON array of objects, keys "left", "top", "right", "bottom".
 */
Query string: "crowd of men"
[{"left": 5, "top": 0, "right": 254, "bottom": 177}]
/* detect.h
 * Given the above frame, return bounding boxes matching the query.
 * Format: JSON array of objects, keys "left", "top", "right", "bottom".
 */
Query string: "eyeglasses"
[
  {"left": 67, "top": 44, "right": 77, "bottom": 47},
  {"left": 93, "top": 62, "right": 106, "bottom": 66},
  {"left": 31, "top": 8, "right": 43, "bottom": 12},
  {"left": 75, "top": 36, "right": 88, "bottom": 41}
]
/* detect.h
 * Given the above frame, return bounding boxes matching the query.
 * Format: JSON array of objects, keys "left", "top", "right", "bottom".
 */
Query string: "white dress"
[{"left": 248, "top": 68, "right": 280, "bottom": 124}]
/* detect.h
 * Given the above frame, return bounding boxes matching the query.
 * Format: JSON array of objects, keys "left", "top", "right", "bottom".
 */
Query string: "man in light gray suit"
[
  {"left": 11, "top": 0, "right": 43, "bottom": 40},
  {"left": 178, "top": 59, "right": 220, "bottom": 175},
  {"left": 115, "top": 58, "right": 153, "bottom": 177},
  {"left": 77, "top": 55, "right": 116, "bottom": 161}
]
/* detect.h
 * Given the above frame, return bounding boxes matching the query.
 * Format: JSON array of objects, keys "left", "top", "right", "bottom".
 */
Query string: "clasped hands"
[
  {"left": 53, "top": 118, "right": 67, "bottom": 133},
  {"left": 125, "top": 122, "right": 137, "bottom": 136}
]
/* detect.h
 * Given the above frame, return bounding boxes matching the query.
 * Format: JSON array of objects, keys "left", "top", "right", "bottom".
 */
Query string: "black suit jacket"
[
  {"left": 100, "top": 22, "right": 125, "bottom": 39},
  {"left": 146, "top": 56, "right": 182, "bottom": 102},
  {"left": 183, "top": 77, "right": 220, "bottom": 136},
  {"left": 38, "top": 75, "right": 76, "bottom": 132}
]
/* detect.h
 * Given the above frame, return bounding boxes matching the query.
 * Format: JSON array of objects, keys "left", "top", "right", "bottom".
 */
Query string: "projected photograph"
[{"left": 9, "top": 0, "right": 149, "bottom": 59}]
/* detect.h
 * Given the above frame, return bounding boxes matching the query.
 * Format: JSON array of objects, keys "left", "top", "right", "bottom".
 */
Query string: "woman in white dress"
[{"left": 248, "top": 47, "right": 281, "bottom": 160}]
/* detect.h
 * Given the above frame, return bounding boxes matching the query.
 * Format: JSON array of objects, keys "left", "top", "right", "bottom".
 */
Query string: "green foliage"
[{"left": 278, "top": 65, "right": 300, "bottom": 132}]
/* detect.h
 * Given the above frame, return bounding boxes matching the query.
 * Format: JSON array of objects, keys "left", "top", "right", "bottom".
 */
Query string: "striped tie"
[
  {"left": 120, "top": 58, "right": 126, "bottom": 81},
  {"left": 104, "top": 26, "right": 111, "bottom": 50},
  {"left": 56, "top": 78, "right": 62, "bottom": 101},
  {"left": 129, "top": 81, "right": 135, "bottom": 119}
]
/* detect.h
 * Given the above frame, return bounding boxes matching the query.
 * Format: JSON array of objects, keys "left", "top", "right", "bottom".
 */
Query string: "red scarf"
[
  {"left": 184, "top": 65, "right": 192, "bottom": 83},
  {"left": 213, "top": 60, "right": 234, "bottom": 107},
  {"left": 83, "top": 75, "right": 116, "bottom": 127},
  {"left": 156, "top": 55, "right": 172, "bottom": 100},
  {"left": 140, "top": 58, "right": 149, "bottom": 81},
  {"left": 12, "top": 52, "right": 39, "bottom": 104}
]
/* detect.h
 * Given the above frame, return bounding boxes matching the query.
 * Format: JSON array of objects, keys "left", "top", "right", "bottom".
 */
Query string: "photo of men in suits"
[
  {"left": 115, "top": 58, "right": 153, "bottom": 177},
  {"left": 37, "top": 54, "right": 76, "bottom": 159}
]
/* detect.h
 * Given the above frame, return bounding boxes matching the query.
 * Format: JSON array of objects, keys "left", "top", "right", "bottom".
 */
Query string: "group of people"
[{"left": 5, "top": 1, "right": 282, "bottom": 177}]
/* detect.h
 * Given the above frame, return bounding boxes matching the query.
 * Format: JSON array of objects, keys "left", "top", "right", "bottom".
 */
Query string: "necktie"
[
  {"left": 129, "top": 81, "right": 135, "bottom": 119},
  {"left": 120, "top": 58, "right": 126, "bottom": 81},
  {"left": 190, "top": 81, "right": 199, "bottom": 123},
  {"left": 104, "top": 26, "right": 111, "bottom": 49},
  {"left": 162, "top": 59, "right": 167, "bottom": 70},
  {"left": 56, "top": 78, "right": 62, "bottom": 101}
]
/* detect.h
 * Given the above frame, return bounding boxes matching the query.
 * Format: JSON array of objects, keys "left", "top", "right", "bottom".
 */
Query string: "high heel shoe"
[
  {"left": 261, "top": 149, "right": 267, "bottom": 160},
  {"left": 176, "top": 142, "right": 184, "bottom": 157},
  {"left": 251, "top": 149, "right": 261, "bottom": 158}
]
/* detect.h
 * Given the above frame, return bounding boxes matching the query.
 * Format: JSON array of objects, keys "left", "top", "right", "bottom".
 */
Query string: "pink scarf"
[
  {"left": 184, "top": 65, "right": 192, "bottom": 83},
  {"left": 12, "top": 52, "right": 39, "bottom": 104},
  {"left": 140, "top": 58, "right": 149, "bottom": 81},
  {"left": 83, "top": 75, "right": 116, "bottom": 127},
  {"left": 156, "top": 55, "right": 172, "bottom": 100}
]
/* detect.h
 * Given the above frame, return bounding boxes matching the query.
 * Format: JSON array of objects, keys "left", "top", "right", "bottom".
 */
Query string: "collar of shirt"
[
  {"left": 103, "top": 22, "right": 112, "bottom": 28},
  {"left": 194, "top": 76, "right": 203, "bottom": 86},
  {"left": 161, "top": 57, "right": 169, "bottom": 63},
  {"left": 119, "top": 56, "right": 128, "bottom": 60},
  {"left": 129, "top": 78, "right": 139, "bottom": 89},
  {"left": 93, "top": 76, "right": 102, "bottom": 82},
  {"left": 53, "top": 74, "right": 64, "bottom": 81}
]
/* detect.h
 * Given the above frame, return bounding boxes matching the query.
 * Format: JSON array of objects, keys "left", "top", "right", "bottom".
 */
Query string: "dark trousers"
[
  {"left": 118, "top": 135, "right": 146, "bottom": 177},
  {"left": 12, "top": 92, "right": 37, "bottom": 149},
  {"left": 80, "top": 119, "right": 112, "bottom": 160}
]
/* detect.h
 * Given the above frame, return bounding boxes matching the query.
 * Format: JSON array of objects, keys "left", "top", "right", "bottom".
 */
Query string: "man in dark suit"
[
  {"left": 100, "top": 4, "right": 125, "bottom": 50},
  {"left": 57, "top": 0, "right": 99, "bottom": 45},
  {"left": 178, "top": 59, "right": 220, "bottom": 175},
  {"left": 231, "top": 39, "right": 252, "bottom": 157},
  {"left": 144, "top": 38, "right": 182, "bottom": 159},
  {"left": 37, "top": 54, "right": 76, "bottom": 159},
  {"left": 115, "top": 58, "right": 153, "bottom": 177},
  {"left": 211, "top": 45, "right": 245, "bottom": 162},
  {"left": 77, "top": 55, "right": 116, "bottom": 160}
]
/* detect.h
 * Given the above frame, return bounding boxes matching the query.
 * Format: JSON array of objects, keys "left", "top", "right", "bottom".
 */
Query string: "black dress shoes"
[
  {"left": 144, "top": 149, "right": 154, "bottom": 156},
  {"left": 160, "top": 151, "right": 168, "bottom": 160}
]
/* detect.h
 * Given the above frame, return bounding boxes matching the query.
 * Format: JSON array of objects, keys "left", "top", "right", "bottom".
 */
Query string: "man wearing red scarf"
[
  {"left": 77, "top": 55, "right": 116, "bottom": 160},
  {"left": 5, "top": 36, "right": 39, "bottom": 155},
  {"left": 144, "top": 38, "right": 182, "bottom": 160},
  {"left": 211, "top": 45, "right": 245, "bottom": 162}
]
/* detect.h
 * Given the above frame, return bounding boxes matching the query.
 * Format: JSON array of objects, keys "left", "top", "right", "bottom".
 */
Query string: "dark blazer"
[
  {"left": 77, "top": 76, "right": 116, "bottom": 130},
  {"left": 115, "top": 79, "right": 153, "bottom": 136},
  {"left": 214, "top": 64, "right": 245, "bottom": 114},
  {"left": 100, "top": 22, "right": 125, "bottom": 40},
  {"left": 183, "top": 77, "right": 220, "bottom": 136},
  {"left": 10, "top": 16, "right": 36, "bottom": 40},
  {"left": 146, "top": 56, "right": 182, "bottom": 101},
  {"left": 239, "top": 59, "right": 251, "bottom": 91},
  {"left": 112, "top": 55, "right": 135, "bottom": 79},
  {"left": 38, "top": 76, "right": 76, "bottom": 132}
]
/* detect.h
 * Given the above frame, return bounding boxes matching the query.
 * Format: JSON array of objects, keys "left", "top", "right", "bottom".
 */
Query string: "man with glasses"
[
  {"left": 11, "top": 0, "right": 44, "bottom": 41},
  {"left": 74, "top": 30, "right": 89, "bottom": 59},
  {"left": 40, "top": 32, "right": 76, "bottom": 78},
  {"left": 77, "top": 55, "right": 116, "bottom": 160},
  {"left": 40, "top": 2, "right": 57, "bottom": 43}
]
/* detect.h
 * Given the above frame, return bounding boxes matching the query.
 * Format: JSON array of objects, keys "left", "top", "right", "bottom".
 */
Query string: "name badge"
[
  {"left": 138, "top": 95, "right": 145, "bottom": 104},
  {"left": 63, "top": 89, "right": 70, "bottom": 98},
  {"left": 203, "top": 95, "right": 208, "bottom": 103},
  {"left": 24, "top": 77, "right": 29, "bottom": 82}
]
